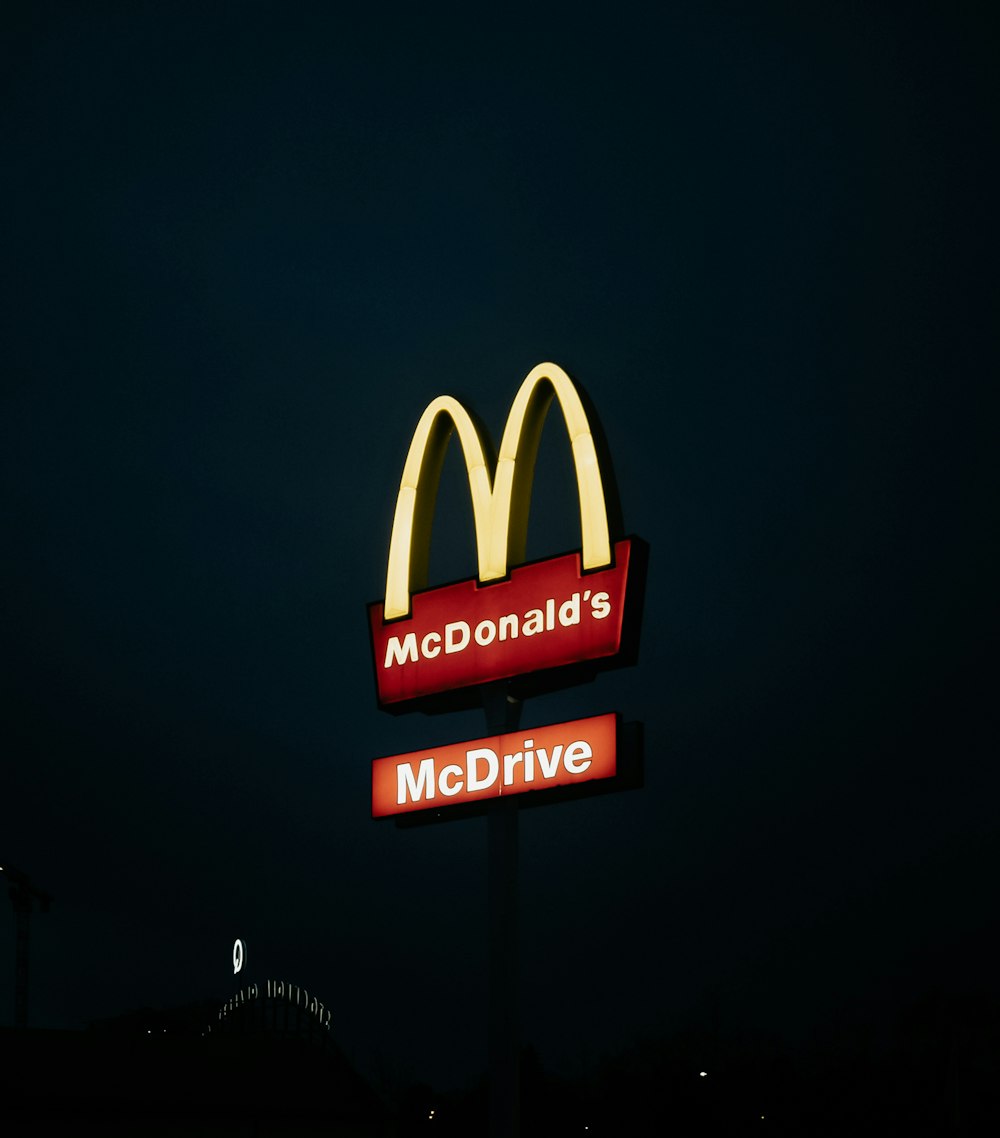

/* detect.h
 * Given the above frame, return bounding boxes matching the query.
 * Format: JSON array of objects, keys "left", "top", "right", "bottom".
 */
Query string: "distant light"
[{"left": 699, "top": 1071, "right": 707, "bottom": 1077}]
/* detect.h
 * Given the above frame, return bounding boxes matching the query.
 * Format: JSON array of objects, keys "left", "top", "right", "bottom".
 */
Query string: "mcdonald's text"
[
  {"left": 369, "top": 539, "right": 635, "bottom": 707},
  {"left": 372, "top": 713, "right": 617, "bottom": 818}
]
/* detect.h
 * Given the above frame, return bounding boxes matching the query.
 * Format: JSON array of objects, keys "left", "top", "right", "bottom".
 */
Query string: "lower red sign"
[{"left": 372, "top": 713, "right": 618, "bottom": 818}]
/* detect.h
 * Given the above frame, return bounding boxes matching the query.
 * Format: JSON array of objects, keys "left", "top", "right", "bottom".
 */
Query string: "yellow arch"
[{"left": 384, "top": 362, "right": 611, "bottom": 620}]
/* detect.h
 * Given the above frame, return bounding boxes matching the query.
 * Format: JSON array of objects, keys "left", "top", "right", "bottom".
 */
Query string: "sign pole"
[
  {"left": 368, "top": 365, "right": 646, "bottom": 1133},
  {"left": 483, "top": 682, "right": 521, "bottom": 1138}
]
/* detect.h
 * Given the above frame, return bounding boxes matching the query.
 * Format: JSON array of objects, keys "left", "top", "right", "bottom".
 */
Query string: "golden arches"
[{"left": 383, "top": 363, "right": 612, "bottom": 620}]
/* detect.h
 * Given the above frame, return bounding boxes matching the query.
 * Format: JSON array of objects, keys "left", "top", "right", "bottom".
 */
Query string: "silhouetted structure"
[
  {"left": 2, "top": 1001, "right": 389, "bottom": 1136},
  {"left": 1, "top": 864, "right": 52, "bottom": 1029}
]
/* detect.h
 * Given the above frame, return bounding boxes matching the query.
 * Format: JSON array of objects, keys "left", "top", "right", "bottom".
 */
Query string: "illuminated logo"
[
  {"left": 233, "top": 938, "right": 245, "bottom": 975},
  {"left": 383, "top": 362, "right": 611, "bottom": 621},
  {"left": 369, "top": 363, "right": 646, "bottom": 708},
  {"left": 372, "top": 713, "right": 619, "bottom": 818},
  {"left": 209, "top": 979, "right": 332, "bottom": 1033}
]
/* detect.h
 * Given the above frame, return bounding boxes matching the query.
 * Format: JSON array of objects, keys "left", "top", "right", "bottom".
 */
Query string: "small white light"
[{"left": 699, "top": 1071, "right": 707, "bottom": 1077}]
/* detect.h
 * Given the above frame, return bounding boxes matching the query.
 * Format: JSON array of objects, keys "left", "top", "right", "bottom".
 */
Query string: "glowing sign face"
[
  {"left": 211, "top": 979, "right": 332, "bottom": 1032},
  {"left": 372, "top": 713, "right": 618, "bottom": 818},
  {"left": 370, "top": 363, "right": 645, "bottom": 708},
  {"left": 233, "top": 939, "right": 245, "bottom": 975},
  {"left": 371, "top": 542, "right": 636, "bottom": 706}
]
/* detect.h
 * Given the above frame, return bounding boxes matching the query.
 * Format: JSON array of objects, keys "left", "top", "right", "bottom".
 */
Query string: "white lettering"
[
  {"left": 559, "top": 593, "right": 581, "bottom": 626},
  {"left": 522, "top": 608, "right": 544, "bottom": 636},
  {"left": 537, "top": 744, "right": 563, "bottom": 779},
  {"left": 564, "top": 739, "right": 593, "bottom": 774},
  {"left": 384, "top": 633, "right": 418, "bottom": 668},
  {"left": 383, "top": 586, "right": 617, "bottom": 667},
  {"left": 474, "top": 619, "right": 496, "bottom": 646},
  {"left": 503, "top": 749, "right": 524, "bottom": 784},
  {"left": 467, "top": 747, "right": 499, "bottom": 792},
  {"left": 439, "top": 763, "right": 464, "bottom": 796},
  {"left": 445, "top": 620, "right": 470, "bottom": 653},
  {"left": 397, "top": 757, "right": 436, "bottom": 804}
]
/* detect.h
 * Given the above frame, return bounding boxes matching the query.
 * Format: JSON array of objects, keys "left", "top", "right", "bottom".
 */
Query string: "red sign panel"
[
  {"left": 372, "top": 713, "right": 618, "bottom": 818},
  {"left": 369, "top": 539, "right": 635, "bottom": 708}
]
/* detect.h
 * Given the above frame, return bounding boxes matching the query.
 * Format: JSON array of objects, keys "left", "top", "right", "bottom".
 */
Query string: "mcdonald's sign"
[{"left": 368, "top": 363, "right": 646, "bottom": 710}]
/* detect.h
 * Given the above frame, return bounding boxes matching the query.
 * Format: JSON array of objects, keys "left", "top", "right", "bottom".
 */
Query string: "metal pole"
[
  {"left": 11, "top": 890, "right": 30, "bottom": 1029},
  {"left": 483, "top": 683, "right": 521, "bottom": 1138},
  {"left": 3, "top": 868, "right": 51, "bottom": 1031}
]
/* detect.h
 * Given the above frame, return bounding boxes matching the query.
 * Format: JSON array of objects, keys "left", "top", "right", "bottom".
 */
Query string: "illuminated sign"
[
  {"left": 210, "top": 980, "right": 332, "bottom": 1031},
  {"left": 369, "top": 363, "right": 645, "bottom": 709},
  {"left": 233, "top": 938, "right": 246, "bottom": 975},
  {"left": 372, "top": 713, "right": 618, "bottom": 818}
]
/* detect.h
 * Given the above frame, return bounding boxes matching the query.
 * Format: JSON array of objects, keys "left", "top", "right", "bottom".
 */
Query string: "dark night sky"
[{"left": 2, "top": 0, "right": 995, "bottom": 1091}]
